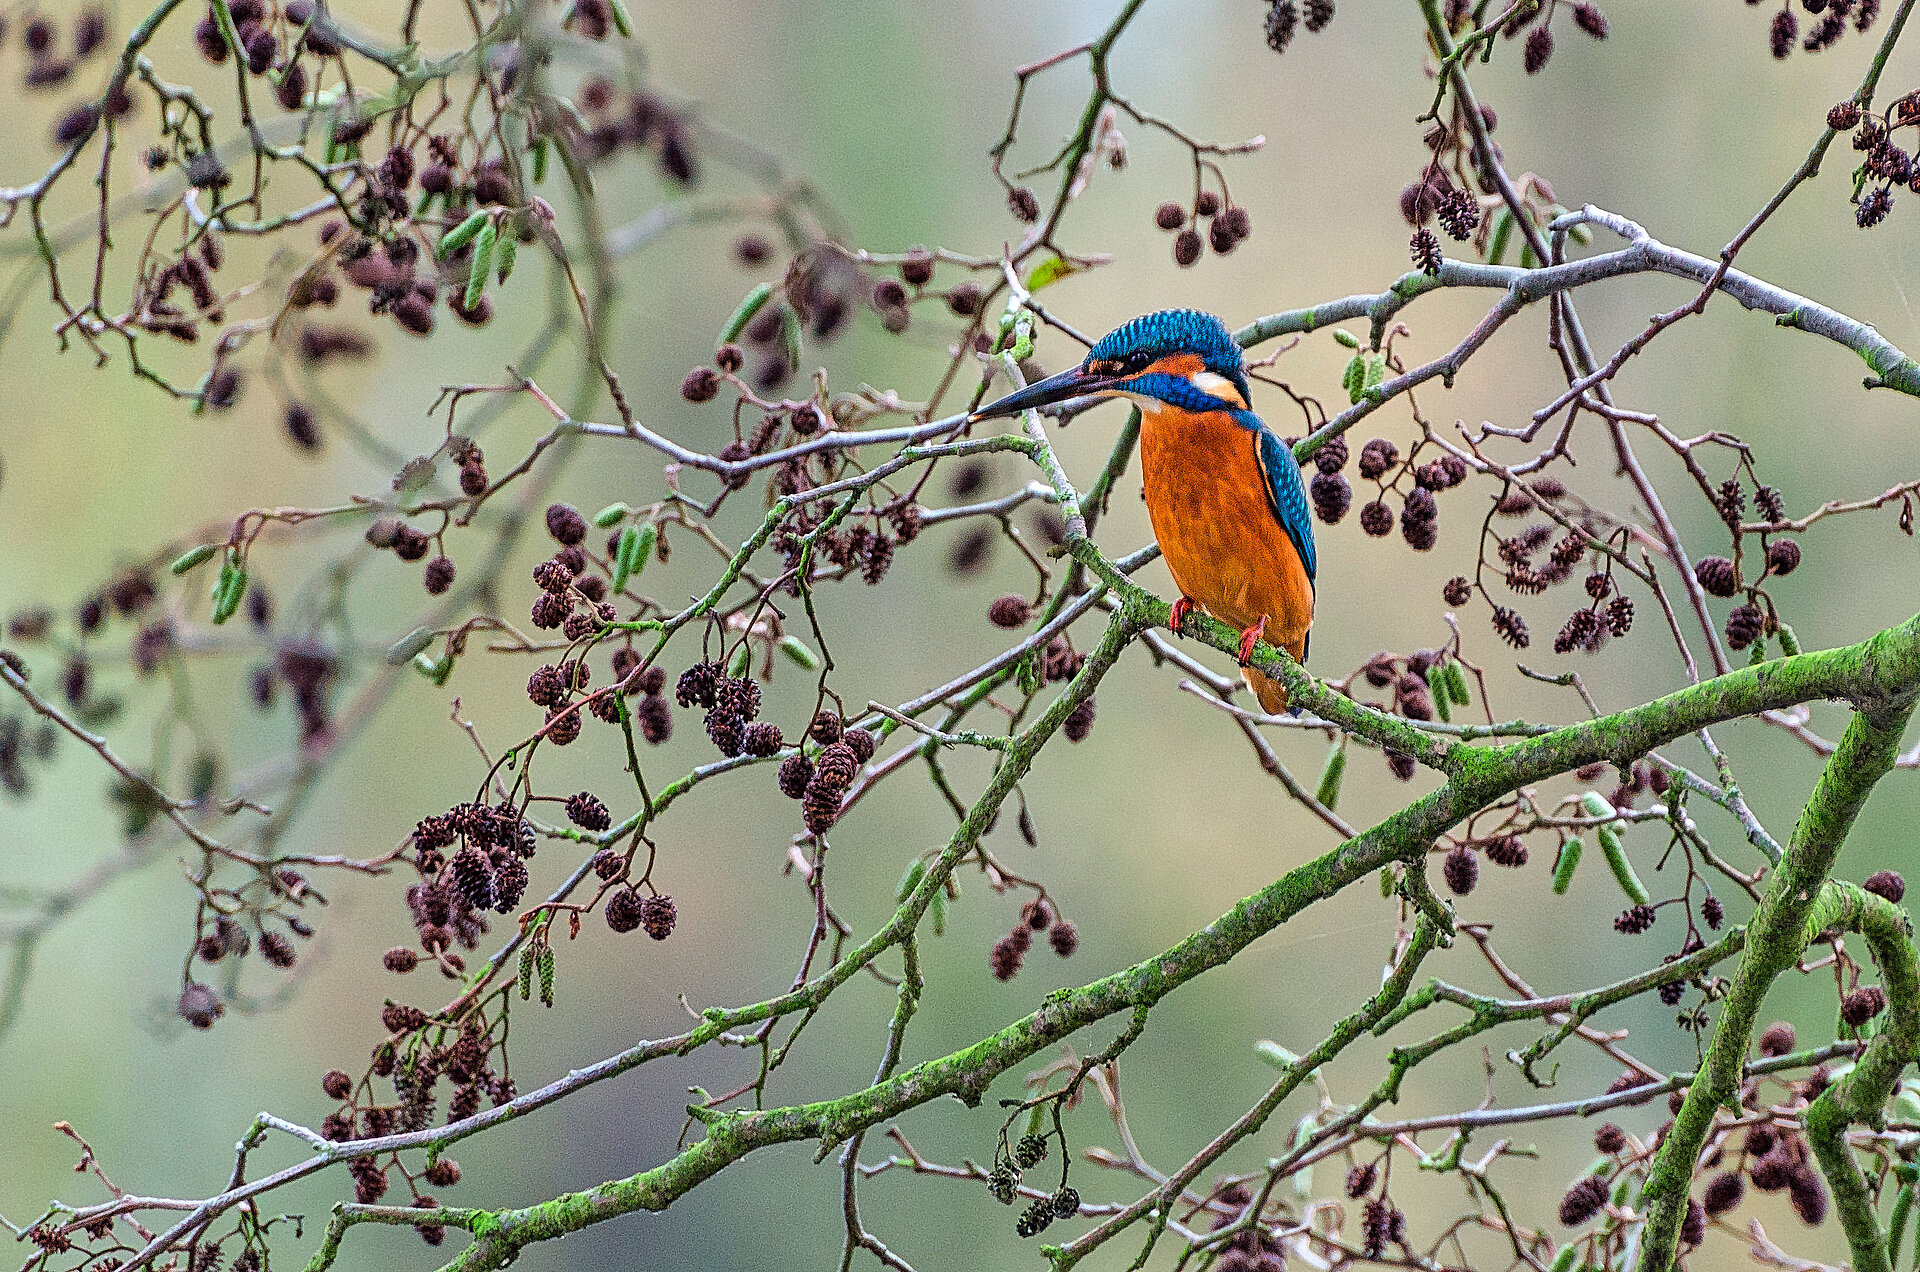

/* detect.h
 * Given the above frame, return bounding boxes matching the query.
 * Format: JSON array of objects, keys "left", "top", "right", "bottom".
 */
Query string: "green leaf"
[
  {"left": 719, "top": 283, "right": 774, "bottom": 347},
  {"left": 1023, "top": 255, "right": 1078, "bottom": 292},
  {"left": 436, "top": 210, "right": 490, "bottom": 259},
  {"left": 1425, "top": 664, "right": 1452, "bottom": 724},
  {"left": 1314, "top": 739, "right": 1346, "bottom": 811},
  {"left": 387, "top": 626, "right": 436, "bottom": 665},
  {"left": 725, "top": 643, "right": 752, "bottom": 679},
  {"left": 1255, "top": 1040, "right": 1306, "bottom": 1072},
  {"left": 393, "top": 457, "right": 435, "bottom": 494},
  {"left": 1015, "top": 648, "right": 1041, "bottom": 696},
  {"left": 1584, "top": 791, "right": 1649, "bottom": 905},
  {"left": 207, "top": 0, "right": 245, "bottom": 55},
  {"left": 1552, "top": 838, "right": 1583, "bottom": 894},
  {"left": 530, "top": 137, "right": 549, "bottom": 185},
  {"left": 1332, "top": 328, "right": 1360, "bottom": 349},
  {"left": 187, "top": 751, "right": 219, "bottom": 801},
  {"left": 1005, "top": 315, "right": 1035, "bottom": 363},
  {"left": 1886, "top": 1180, "right": 1915, "bottom": 1270},
  {"left": 170, "top": 544, "right": 219, "bottom": 575},
  {"left": 552, "top": 131, "right": 595, "bottom": 199},
  {"left": 778, "top": 303, "right": 803, "bottom": 375},
  {"left": 606, "top": 0, "right": 633, "bottom": 37},
  {"left": 777, "top": 635, "right": 819, "bottom": 670},
  {"left": 1485, "top": 207, "right": 1514, "bottom": 266},
  {"left": 494, "top": 234, "right": 517, "bottom": 286},
  {"left": 895, "top": 858, "right": 927, "bottom": 904},
  {"left": 1362, "top": 353, "right": 1387, "bottom": 394},
  {"left": 611, "top": 524, "right": 641, "bottom": 592},
  {"left": 1288, "top": 1117, "right": 1316, "bottom": 1199},
  {"left": 210, "top": 559, "right": 246, "bottom": 625},
  {"left": 929, "top": 884, "right": 946, "bottom": 937},
  {"left": 593, "top": 502, "right": 630, "bottom": 529},
  {"left": 1548, "top": 1245, "right": 1579, "bottom": 1272},
  {"left": 611, "top": 523, "right": 656, "bottom": 594},
  {"left": 465, "top": 222, "right": 496, "bottom": 310}
]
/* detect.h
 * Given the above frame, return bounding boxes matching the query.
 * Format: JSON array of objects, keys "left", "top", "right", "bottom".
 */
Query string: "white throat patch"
[{"left": 1189, "top": 370, "right": 1246, "bottom": 409}]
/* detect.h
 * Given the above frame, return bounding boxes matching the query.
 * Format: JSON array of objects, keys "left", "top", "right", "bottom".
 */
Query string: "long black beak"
[{"left": 970, "top": 366, "right": 1112, "bottom": 421}]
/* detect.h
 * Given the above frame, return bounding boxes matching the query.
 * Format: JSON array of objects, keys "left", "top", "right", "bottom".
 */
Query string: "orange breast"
[{"left": 1139, "top": 406, "right": 1313, "bottom": 657}]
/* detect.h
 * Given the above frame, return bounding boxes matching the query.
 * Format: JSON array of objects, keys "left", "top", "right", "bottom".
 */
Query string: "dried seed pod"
[
  {"left": 605, "top": 889, "right": 643, "bottom": 933},
  {"left": 1558, "top": 1175, "right": 1608, "bottom": 1226},
  {"left": 1442, "top": 844, "right": 1478, "bottom": 894}
]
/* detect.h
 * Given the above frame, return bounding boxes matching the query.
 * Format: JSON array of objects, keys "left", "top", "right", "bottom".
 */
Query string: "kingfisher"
[{"left": 973, "top": 308, "right": 1315, "bottom": 713}]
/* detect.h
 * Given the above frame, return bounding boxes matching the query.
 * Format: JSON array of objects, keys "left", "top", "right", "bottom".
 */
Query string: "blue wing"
[
  {"left": 1254, "top": 425, "right": 1317, "bottom": 587},
  {"left": 1255, "top": 424, "right": 1317, "bottom": 663}
]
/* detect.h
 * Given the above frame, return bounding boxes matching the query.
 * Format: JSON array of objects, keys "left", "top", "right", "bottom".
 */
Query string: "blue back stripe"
[{"left": 1254, "top": 420, "right": 1318, "bottom": 587}]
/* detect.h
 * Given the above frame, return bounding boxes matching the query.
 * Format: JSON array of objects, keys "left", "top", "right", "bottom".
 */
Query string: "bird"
[{"left": 972, "top": 308, "right": 1315, "bottom": 713}]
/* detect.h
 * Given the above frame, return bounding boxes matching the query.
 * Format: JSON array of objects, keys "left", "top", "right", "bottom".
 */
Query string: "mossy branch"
[
  {"left": 1804, "top": 883, "right": 1920, "bottom": 1272},
  {"left": 1636, "top": 695, "right": 1920, "bottom": 1272},
  {"left": 418, "top": 607, "right": 1920, "bottom": 1272}
]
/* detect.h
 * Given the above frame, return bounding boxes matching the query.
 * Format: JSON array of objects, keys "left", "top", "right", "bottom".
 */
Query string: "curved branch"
[
  {"left": 1637, "top": 695, "right": 1920, "bottom": 1272},
  {"left": 1805, "top": 884, "right": 1920, "bottom": 1272},
  {"left": 391, "top": 609, "right": 1920, "bottom": 1271}
]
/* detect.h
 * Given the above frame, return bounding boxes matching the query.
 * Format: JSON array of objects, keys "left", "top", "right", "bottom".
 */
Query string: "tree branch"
[{"left": 1637, "top": 695, "right": 1920, "bottom": 1272}]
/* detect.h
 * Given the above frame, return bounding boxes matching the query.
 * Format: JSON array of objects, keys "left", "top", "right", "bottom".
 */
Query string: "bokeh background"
[{"left": 4, "top": 2, "right": 1920, "bottom": 1269}]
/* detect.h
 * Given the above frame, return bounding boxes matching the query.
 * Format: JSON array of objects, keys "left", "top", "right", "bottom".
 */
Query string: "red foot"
[
  {"left": 1236, "top": 614, "right": 1270, "bottom": 667},
  {"left": 1168, "top": 596, "right": 1196, "bottom": 637}
]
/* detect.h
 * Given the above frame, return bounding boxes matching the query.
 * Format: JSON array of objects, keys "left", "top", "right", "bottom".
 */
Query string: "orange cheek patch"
[
  {"left": 1141, "top": 353, "right": 1246, "bottom": 408},
  {"left": 1143, "top": 352, "right": 1206, "bottom": 379}
]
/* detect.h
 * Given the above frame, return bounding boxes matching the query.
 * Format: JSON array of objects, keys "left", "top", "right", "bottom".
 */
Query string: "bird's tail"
[{"left": 1243, "top": 636, "right": 1307, "bottom": 715}]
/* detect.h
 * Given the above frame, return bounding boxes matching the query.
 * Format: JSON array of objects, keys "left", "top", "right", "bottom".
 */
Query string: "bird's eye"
[{"left": 1122, "top": 352, "right": 1152, "bottom": 375}]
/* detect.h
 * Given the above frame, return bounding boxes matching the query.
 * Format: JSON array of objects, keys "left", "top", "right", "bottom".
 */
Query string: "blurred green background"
[{"left": 3, "top": 1, "right": 1920, "bottom": 1268}]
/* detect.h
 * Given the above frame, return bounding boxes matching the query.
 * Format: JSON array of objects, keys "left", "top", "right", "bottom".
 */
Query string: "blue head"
[{"left": 973, "top": 308, "right": 1252, "bottom": 421}]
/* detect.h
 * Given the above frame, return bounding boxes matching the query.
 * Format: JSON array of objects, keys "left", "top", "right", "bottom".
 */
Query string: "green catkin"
[
  {"left": 1315, "top": 739, "right": 1347, "bottom": 810},
  {"left": 1425, "top": 664, "right": 1453, "bottom": 723},
  {"left": 1553, "top": 837, "right": 1584, "bottom": 894},
  {"left": 1584, "top": 791, "right": 1649, "bottom": 904},
  {"left": 436, "top": 210, "right": 490, "bottom": 258}
]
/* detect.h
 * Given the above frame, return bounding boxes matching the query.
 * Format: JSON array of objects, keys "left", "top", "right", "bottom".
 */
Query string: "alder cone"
[{"left": 801, "top": 780, "right": 841, "bottom": 834}]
